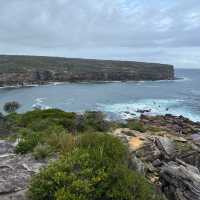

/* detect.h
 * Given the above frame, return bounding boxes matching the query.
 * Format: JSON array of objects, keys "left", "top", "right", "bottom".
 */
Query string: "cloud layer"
[{"left": 0, "top": 0, "right": 200, "bottom": 68}]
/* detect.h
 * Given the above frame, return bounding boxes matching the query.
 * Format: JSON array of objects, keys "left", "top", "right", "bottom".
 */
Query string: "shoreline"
[{"left": 0, "top": 77, "right": 184, "bottom": 89}]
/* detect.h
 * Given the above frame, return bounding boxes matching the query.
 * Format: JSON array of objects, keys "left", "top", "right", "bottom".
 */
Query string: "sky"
[{"left": 0, "top": 0, "right": 200, "bottom": 68}]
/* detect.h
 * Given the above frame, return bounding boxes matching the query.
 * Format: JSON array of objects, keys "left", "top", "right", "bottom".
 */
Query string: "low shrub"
[
  {"left": 4, "top": 112, "right": 22, "bottom": 131},
  {"left": 77, "top": 133, "right": 128, "bottom": 165},
  {"left": 11, "top": 109, "right": 110, "bottom": 134},
  {"left": 47, "top": 132, "right": 76, "bottom": 154},
  {"left": 33, "top": 144, "right": 53, "bottom": 160},
  {"left": 15, "top": 131, "right": 40, "bottom": 154},
  {"left": 83, "top": 111, "right": 110, "bottom": 132},
  {"left": 28, "top": 134, "right": 163, "bottom": 200},
  {"left": 20, "top": 109, "right": 77, "bottom": 132},
  {"left": 127, "top": 119, "right": 146, "bottom": 132}
]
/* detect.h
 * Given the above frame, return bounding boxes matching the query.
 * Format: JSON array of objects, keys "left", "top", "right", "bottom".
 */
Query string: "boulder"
[
  {"left": 160, "top": 159, "right": 200, "bottom": 200},
  {"left": 156, "top": 137, "right": 176, "bottom": 159},
  {"left": 129, "top": 154, "right": 146, "bottom": 175},
  {"left": 0, "top": 153, "right": 47, "bottom": 200},
  {"left": 0, "top": 140, "right": 14, "bottom": 155}
]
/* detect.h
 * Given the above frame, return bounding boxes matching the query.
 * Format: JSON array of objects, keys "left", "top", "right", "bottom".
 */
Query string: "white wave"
[
  {"left": 32, "top": 103, "right": 51, "bottom": 110},
  {"left": 32, "top": 97, "right": 51, "bottom": 110},
  {"left": 35, "top": 98, "right": 46, "bottom": 103},
  {"left": 98, "top": 99, "right": 200, "bottom": 122},
  {"left": 173, "top": 77, "right": 191, "bottom": 82},
  {"left": 48, "top": 82, "right": 66, "bottom": 86},
  {"left": 0, "top": 84, "right": 39, "bottom": 89}
]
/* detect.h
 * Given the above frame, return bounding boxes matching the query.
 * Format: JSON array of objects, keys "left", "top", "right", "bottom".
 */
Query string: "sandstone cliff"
[{"left": 0, "top": 55, "right": 174, "bottom": 86}]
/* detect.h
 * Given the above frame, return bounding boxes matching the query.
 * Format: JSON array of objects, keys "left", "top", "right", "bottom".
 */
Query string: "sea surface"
[{"left": 0, "top": 69, "right": 200, "bottom": 122}]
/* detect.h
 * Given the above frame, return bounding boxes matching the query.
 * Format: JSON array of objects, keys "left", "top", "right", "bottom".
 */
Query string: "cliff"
[{"left": 0, "top": 55, "right": 174, "bottom": 86}]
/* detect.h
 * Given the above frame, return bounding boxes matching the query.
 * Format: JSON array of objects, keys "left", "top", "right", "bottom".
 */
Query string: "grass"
[
  {"left": 28, "top": 133, "right": 163, "bottom": 200},
  {"left": 33, "top": 144, "right": 53, "bottom": 160},
  {"left": 3, "top": 109, "right": 110, "bottom": 157},
  {"left": 127, "top": 119, "right": 146, "bottom": 132},
  {"left": 1, "top": 108, "right": 164, "bottom": 199}
]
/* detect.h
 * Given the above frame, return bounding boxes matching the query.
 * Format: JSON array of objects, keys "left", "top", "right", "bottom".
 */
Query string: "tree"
[{"left": 3, "top": 101, "right": 21, "bottom": 113}]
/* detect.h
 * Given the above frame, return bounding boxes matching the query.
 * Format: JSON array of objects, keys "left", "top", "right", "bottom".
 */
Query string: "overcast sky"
[{"left": 0, "top": 0, "right": 200, "bottom": 68}]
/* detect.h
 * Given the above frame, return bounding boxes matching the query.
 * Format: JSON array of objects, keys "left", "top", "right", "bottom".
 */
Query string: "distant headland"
[{"left": 0, "top": 55, "right": 174, "bottom": 86}]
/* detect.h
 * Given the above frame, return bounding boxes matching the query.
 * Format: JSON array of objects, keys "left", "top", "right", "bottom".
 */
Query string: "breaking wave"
[{"left": 98, "top": 99, "right": 200, "bottom": 122}]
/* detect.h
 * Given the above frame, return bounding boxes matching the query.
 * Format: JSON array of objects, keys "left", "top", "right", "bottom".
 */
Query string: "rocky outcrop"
[
  {"left": 0, "top": 140, "right": 48, "bottom": 200},
  {"left": 160, "top": 159, "right": 200, "bottom": 200},
  {"left": 0, "top": 55, "right": 174, "bottom": 86},
  {"left": 112, "top": 115, "right": 200, "bottom": 200},
  {"left": 2, "top": 114, "right": 199, "bottom": 200}
]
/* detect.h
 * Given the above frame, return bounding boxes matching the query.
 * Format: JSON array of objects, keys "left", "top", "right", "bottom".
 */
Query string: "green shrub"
[
  {"left": 47, "top": 132, "right": 76, "bottom": 154},
  {"left": 20, "top": 109, "right": 76, "bottom": 132},
  {"left": 33, "top": 144, "right": 53, "bottom": 160},
  {"left": 127, "top": 120, "right": 146, "bottom": 132},
  {"left": 15, "top": 130, "right": 40, "bottom": 154},
  {"left": 28, "top": 134, "right": 162, "bottom": 200},
  {"left": 77, "top": 133, "right": 128, "bottom": 166},
  {"left": 3, "top": 101, "right": 21, "bottom": 113},
  {"left": 83, "top": 111, "right": 110, "bottom": 132},
  {"left": 4, "top": 112, "right": 22, "bottom": 131},
  {"left": 4, "top": 109, "right": 111, "bottom": 136},
  {"left": 15, "top": 133, "right": 40, "bottom": 154}
]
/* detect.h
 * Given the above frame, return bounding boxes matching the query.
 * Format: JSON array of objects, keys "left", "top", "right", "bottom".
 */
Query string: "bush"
[
  {"left": 47, "top": 132, "right": 76, "bottom": 154},
  {"left": 77, "top": 133, "right": 128, "bottom": 165},
  {"left": 127, "top": 119, "right": 146, "bottom": 132},
  {"left": 20, "top": 109, "right": 77, "bottom": 132},
  {"left": 15, "top": 129, "right": 40, "bottom": 154},
  {"left": 3, "top": 101, "right": 21, "bottom": 113},
  {"left": 33, "top": 144, "right": 53, "bottom": 160},
  {"left": 4, "top": 109, "right": 111, "bottom": 136},
  {"left": 83, "top": 111, "right": 110, "bottom": 132},
  {"left": 28, "top": 134, "right": 162, "bottom": 200}
]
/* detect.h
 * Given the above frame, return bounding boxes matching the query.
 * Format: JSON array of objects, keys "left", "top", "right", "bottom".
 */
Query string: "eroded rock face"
[
  {"left": 0, "top": 141, "right": 47, "bottom": 200},
  {"left": 161, "top": 160, "right": 200, "bottom": 200},
  {"left": 112, "top": 115, "right": 200, "bottom": 200},
  {"left": 156, "top": 137, "right": 176, "bottom": 159}
]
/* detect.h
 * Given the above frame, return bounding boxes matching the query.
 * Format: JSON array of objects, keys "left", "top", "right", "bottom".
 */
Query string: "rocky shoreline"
[
  {"left": 113, "top": 114, "right": 200, "bottom": 200},
  {"left": 1, "top": 113, "right": 200, "bottom": 200}
]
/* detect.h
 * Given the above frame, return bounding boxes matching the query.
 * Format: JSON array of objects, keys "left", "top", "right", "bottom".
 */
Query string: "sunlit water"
[{"left": 0, "top": 69, "right": 200, "bottom": 122}]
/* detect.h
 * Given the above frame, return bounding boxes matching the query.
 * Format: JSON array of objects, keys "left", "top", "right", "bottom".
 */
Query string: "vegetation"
[
  {"left": 0, "top": 55, "right": 173, "bottom": 74},
  {"left": 33, "top": 144, "right": 53, "bottom": 160},
  {"left": 127, "top": 119, "right": 146, "bottom": 132},
  {"left": 2, "top": 109, "right": 110, "bottom": 155},
  {"left": 28, "top": 134, "right": 162, "bottom": 200},
  {"left": 1, "top": 107, "right": 163, "bottom": 200},
  {"left": 3, "top": 101, "right": 21, "bottom": 113}
]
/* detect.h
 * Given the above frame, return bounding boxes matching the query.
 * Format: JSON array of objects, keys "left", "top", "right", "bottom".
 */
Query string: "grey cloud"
[{"left": 0, "top": 0, "right": 200, "bottom": 68}]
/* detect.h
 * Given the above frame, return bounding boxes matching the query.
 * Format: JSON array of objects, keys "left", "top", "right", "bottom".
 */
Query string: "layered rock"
[
  {"left": 112, "top": 115, "right": 200, "bottom": 200},
  {"left": 160, "top": 159, "right": 200, "bottom": 200},
  {"left": 1, "top": 114, "right": 199, "bottom": 200},
  {"left": 0, "top": 140, "right": 48, "bottom": 200},
  {"left": 0, "top": 55, "right": 174, "bottom": 86}
]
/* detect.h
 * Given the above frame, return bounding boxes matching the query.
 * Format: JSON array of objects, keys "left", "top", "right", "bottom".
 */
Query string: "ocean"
[{"left": 0, "top": 68, "right": 200, "bottom": 122}]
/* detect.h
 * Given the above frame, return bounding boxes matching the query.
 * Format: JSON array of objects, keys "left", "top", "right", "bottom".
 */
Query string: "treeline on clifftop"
[
  {"left": 0, "top": 55, "right": 174, "bottom": 86},
  {"left": 0, "top": 108, "right": 163, "bottom": 200}
]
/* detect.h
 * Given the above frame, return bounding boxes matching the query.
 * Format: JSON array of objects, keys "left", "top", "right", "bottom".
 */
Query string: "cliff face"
[{"left": 0, "top": 55, "right": 174, "bottom": 86}]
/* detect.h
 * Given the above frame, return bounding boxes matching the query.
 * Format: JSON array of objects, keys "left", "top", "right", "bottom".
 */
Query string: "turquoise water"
[{"left": 0, "top": 69, "right": 200, "bottom": 122}]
